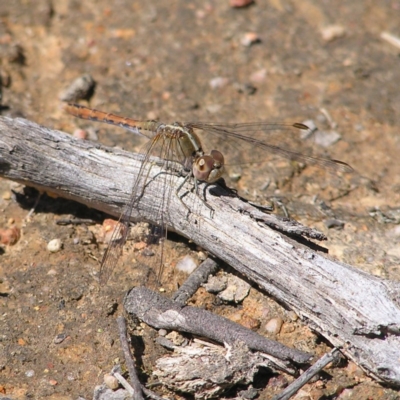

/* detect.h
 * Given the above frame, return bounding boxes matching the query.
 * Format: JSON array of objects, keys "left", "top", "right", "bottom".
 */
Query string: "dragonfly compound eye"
[
  {"left": 193, "top": 150, "right": 225, "bottom": 183},
  {"left": 210, "top": 150, "right": 224, "bottom": 165}
]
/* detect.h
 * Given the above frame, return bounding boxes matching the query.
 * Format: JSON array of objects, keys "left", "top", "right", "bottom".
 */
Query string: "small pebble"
[
  {"left": 104, "top": 373, "right": 119, "bottom": 390},
  {"left": 203, "top": 275, "right": 227, "bottom": 293},
  {"left": 391, "top": 225, "right": 400, "bottom": 237},
  {"left": 265, "top": 317, "right": 284, "bottom": 334},
  {"left": 300, "top": 119, "right": 318, "bottom": 139},
  {"left": 133, "top": 241, "right": 147, "bottom": 251},
  {"left": 54, "top": 333, "right": 67, "bottom": 344},
  {"left": 60, "top": 73, "right": 95, "bottom": 102},
  {"left": 250, "top": 68, "right": 267, "bottom": 83},
  {"left": 47, "top": 269, "right": 57, "bottom": 276},
  {"left": 241, "top": 32, "right": 260, "bottom": 47},
  {"left": 102, "top": 219, "right": 126, "bottom": 244},
  {"left": 162, "top": 91, "right": 171, "bottom": 100},
  {"left": 165, "top": 331, "right": 187, "bottom": 346},
  {"left": 176, "top": 255, "right": 197, "bottom": 274},
  {"left": 325, "top": 219, "right": 345, "bottom": 230},
  {"left": 0, "top": 226, "right": 21, "bottom": 245},
  {"left": 47, "top": 238, "right": 62, "bottom": 253},
  {"left": 320, "top": 25, "right": 346, "bottom": 42},
  {"left": 218, "top": 275, "right": 251, "bottom": 303},
  {"left": 287, "top": 311, "right": 299, "bottom": 322},
  {"left": 156, "top": 336, "right": 175, "bottom": 350},
  {"left": 67, "top": 372, "right": 75, "bottom": 381},
  {"left": 2, "top": 191, "right": 11, "bottom": 200},
  {"left": 142, "top": 247, "right": 155, "bottom": 257},
  {"left": 281, "top": 322, "right": 295, "bottom": 334},
  {"left": 25, "top": 369, "right": 35, "bottom": 377},
  {"left": 230, "top": 0, "right": 254, "bottom": 7},
  {"left": 206, "top": 103, "right": 222, "bottom": 114},
  {"left": 239, "top": 315, "right": 260, "bottom": 331},
  {"left": 268, "top": 375, "right": 288, "bottom": 389},
  {"left": 239, "top": 387, "right": 258, "bottom": 399},
  {"left": 234, "top": 82, "right": 257, "bottom": 95},
  {"left": 146, "top": 110, "right": 158, "bottom": 120},
  {"left": 314, "top": 130, "right": 342, "bottom": 147},
  {"left": 85, "top": 127, "right": 99, "bottom": 141},
  {"left": 229, "top": 172, "right": 241, "bottom": 182},
  {"left": 72, "top": 129, "right": 88, "bottom": 140},
  {"left": 209, "top": 76, "right": 229, "bottom": 89}
]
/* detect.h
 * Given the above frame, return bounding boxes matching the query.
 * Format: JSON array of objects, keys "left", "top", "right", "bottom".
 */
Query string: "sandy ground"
[{"left": 0, "top": 1, "right": 400, "bottom": 399}]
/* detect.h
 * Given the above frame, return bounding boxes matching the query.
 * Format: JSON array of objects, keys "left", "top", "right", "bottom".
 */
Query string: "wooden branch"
[
  {"left": 116, "top": 316, "right": 144, "bottom": 400},
  {"left": 272, "top": 348, "right": 341, "bottom": 400},
  {"left": 124, "top": 286, "right": 312, "bottom": 365},
  {"left": 1, "top": 116, "right": 400, "bottom": 386}
]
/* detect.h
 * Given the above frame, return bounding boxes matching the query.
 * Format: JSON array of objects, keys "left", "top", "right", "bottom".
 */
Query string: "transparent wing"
[
  {"left": 99, "top": 137, "right": 158, "bottom": 285},
  {"left": 99, "top": 129, "right": 189, "bottom": 286},
  {"left": 187, "top": 121, "right": 353, "bottom": 172}
]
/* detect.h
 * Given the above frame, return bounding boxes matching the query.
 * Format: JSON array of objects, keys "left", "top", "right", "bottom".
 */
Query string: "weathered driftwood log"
[{"left": 1, "top": 116, "right": 400, "bottom": 386}]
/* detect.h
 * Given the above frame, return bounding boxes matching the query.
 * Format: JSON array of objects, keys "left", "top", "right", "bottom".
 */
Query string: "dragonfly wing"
[
  {"left": 188, "top": 122, "right": 352, "bottom": 172},
  {"left": 99, "top": 129, "right": 192, "bottom": 286}
]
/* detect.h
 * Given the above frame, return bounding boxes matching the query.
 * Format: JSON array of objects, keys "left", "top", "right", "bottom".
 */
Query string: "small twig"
[
  {"left": 171, "top": 257, "right": 219, "bottom": 305},
  {"left": 116, "top": 316, "right": 144, "bottom": 400},
  {"left": 113, "top": 371, "right": 135, "bottom": 396},
  {"left": 380, "top": 31, "right": 400, "bottom": 50},
  {"left": 272, "top": 348, "right": 341, "bottom": 400},
  {"left": 25, "top": 191, "right": 41, "bottom": 220},
  {"left": 319, "top": 107, "right": 337, "bottom": 129},
  {"left": 124, "top": 286, "right": 312, "bottom": 365},
  {"left": 55, "top": 218, "right": 96, "bottom": 225}
]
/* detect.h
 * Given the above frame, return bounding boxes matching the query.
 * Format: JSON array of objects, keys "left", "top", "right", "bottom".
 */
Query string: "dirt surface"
[{"left": 0, "top": 1, "right": 400, "bottom": 399}]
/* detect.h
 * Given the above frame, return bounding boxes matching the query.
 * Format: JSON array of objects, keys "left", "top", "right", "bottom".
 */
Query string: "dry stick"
[
  {"left": 116, "top": 318, "right": 168, "bottom": 400},
  {"left": 171, "top": 257, "right": 219, "bottom": 305},
  {"left": 116, "top": 316, "right": 144, "bottom": 400},
  {"left": 124, "top": 286, "right": 312, "bottom": 365},
  {"left": 1, "top": 117, "right": 400, "bottom": 386},
  {"left": 272, "top": 348, "right": 341, "bottom": 400},
  {"left": 112, "top": 370, "right": 135, "bottom": 396}
]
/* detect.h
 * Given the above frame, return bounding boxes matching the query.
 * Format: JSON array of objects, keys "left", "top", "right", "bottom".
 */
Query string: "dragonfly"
[{"left": 64, "top": 103, "right": 352, "bottom": 286}]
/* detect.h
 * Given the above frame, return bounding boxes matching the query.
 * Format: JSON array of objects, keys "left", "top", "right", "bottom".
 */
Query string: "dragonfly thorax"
[{"left": 158, "top": 123, "right": 204, "bottom": 160}]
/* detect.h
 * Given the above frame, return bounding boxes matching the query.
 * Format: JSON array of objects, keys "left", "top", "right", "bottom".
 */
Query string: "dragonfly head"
[{"left": 193, "top": 150, "right": 225, "bottom": 183}]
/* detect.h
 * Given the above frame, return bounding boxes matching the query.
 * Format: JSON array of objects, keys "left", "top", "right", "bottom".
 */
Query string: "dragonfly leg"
[
  {"left": 175, "top": 171, "right": 214, "bottom": 215},
  {"left": 194, "top": 178, "right": 214, "bottom": 213},
  {"left": 175, "top": 172, "right": 192, "bottom": 213}
]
